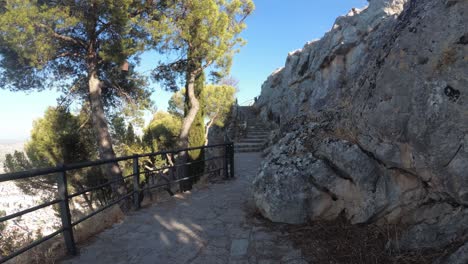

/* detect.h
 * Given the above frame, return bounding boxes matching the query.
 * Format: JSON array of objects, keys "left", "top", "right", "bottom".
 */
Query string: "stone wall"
[{"left": 253, "top": 0, "right": 468, "bottom": 261}]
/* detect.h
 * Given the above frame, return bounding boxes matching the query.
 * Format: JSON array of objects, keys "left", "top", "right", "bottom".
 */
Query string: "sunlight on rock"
[{"left": 160, "top": 232, "right": 170, "bottom": 246}]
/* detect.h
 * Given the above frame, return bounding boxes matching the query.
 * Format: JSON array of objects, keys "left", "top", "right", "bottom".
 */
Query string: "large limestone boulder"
[{"left": 253, "top": 0, "right": 468, "bottom": 259}]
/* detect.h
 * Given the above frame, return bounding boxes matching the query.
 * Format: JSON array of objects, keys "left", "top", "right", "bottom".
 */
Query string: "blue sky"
[{"left": 0, "top": 0, "right": 368, "bottom": 142}]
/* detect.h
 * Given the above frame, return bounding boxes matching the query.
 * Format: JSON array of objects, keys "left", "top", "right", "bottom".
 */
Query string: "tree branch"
[{"left": 35, "top": 23, "right": 87, "bottom": 48}]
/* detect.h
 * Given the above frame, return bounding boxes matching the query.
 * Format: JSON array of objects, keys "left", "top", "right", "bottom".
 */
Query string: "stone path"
[{"left": 62, "top": 153, "right": 307, "bottom": 264}]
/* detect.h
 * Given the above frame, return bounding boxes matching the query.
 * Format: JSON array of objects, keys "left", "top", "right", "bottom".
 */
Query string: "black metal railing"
[{"left": 0, "top": 142, "right": 235, "bottom": 263}]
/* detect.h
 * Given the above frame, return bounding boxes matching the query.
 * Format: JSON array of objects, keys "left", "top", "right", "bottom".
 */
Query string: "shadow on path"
[{"left": 62, "top": 153, "right": 306, "bottom": 264}]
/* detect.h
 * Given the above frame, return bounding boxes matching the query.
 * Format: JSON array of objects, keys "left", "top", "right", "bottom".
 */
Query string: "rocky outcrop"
[{"left": 253, "top": 0, "right": 468, "bottom": 260}]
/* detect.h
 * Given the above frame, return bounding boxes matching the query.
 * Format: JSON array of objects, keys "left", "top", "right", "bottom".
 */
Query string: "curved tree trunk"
[
  {"left": 177, "top": 71, "right": 200, "bottom": 191},
  {"left": 204, "top": 112, "right": 218, "bottom": 146},
  {"left": 88, "top": 69, "right": 129, "bottom": 209},
  {"left": 179, "top": 72, "right": 200, "bottom": 148}
]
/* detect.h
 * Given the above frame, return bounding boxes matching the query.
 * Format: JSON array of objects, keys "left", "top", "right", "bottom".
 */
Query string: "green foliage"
[
  {"left": 111, "top": 116, "right": 128, "bottom": 145},
  {"left": 187, "top": 72, "right": 206, "bottom": 180},
  {"left": 108, "top": 117, "right": 145, "bottom": 176},
  {"left": 0, "top": 1, "right": 166, "bottom": 177},
  {"left": 0, "top": 0, "right": 163, "bottom": 106},
  {"left": 187, "top": 72, "right": 206, "bottom": 154},
  {"left": 143, "top": 111, "right": 181, "bottom": 153},
  {"left": 203, "top": 84, "right": 236, "bottom": 128},
  {"left": 168, "top": 90, "right": 185, "bottom": 118},
  {"left": 142, "top": 111, "right": 181, "bottom": 168},
  {"left": 25, "top": 107, "right": 93, "bottom": 166},
  {"left": 126, "top": 123, "right": 136, "bottom": 146},
  {"left": 3, "top": 107, "right": 108, "bottom": 205},
  {"left": 3, "top": 151, "right": 34, "bottom": 174},
  {"left": 166, "top": 82, "right": 236, "bottom": 145},
  {"left": 153, "top": 0, "right": 254, "bottom": 90}
]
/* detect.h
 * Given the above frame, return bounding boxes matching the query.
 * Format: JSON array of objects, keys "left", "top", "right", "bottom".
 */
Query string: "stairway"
[{"left": 234, "top": 106, "right": 270, "bottom": 153}]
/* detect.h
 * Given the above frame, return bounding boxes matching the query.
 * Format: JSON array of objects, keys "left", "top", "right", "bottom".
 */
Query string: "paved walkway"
[{"left": 62, "top": 153, "right": 307, "bottom": 264}]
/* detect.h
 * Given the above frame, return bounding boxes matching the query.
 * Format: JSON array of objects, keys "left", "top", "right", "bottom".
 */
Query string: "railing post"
[
  {"left": 170, "top": 153, "right": 176, "bottom": 181},
  {"left": 224, "top": 144, "right": 229, "bottom": 179},
  {"left": 133, "top": 155, "right": 141, "bottom": 210},
  {"left": 57, "top": 166, "right": 77, "bottom": 256},
  {"left": 229, "top": 143, "right": 235, "bottom": 178}
]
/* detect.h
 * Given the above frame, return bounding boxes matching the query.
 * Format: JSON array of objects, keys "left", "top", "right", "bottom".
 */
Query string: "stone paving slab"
[{"left": 61, "top": 153, "right": 307, "bottom": 264}]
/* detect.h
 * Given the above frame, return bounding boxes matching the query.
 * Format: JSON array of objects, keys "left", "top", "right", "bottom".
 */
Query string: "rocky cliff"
[{"left": 253, "top": 0, "right": 468, "bottom": 261}]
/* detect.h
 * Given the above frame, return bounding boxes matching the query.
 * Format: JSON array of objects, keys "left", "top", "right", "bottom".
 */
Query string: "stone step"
[
  {"left": 235, "top": 147, "right": 264, "bottom": 152},
  {"left": 238, "top": 138, "right": 266, "bottom": 143},
  {"left": 234, "top": 148, "right": 263, "bottom": 152},
  {"left": 235, "top": 142, "right": 264, "bottom": 148},
  {"left": 246, "top": 135, "right": 268, "bottom": 139},
  {"left": 234, "top": 148, "right": 262, "bottom": 153},
  {"left": 246, "top": 133, "right": 269, "bottom": 136},
  {"left": 246, "top": 133, "right": 268, "bottom": 136},
  {"left": 247, "top": 130, "right": 270, "bottom": 133},
  {"left": 247, "top": 131, "right": 270, "bottom": 134},
  {"left": 234, "top": 143, "right": 264, "bottom": 149}
]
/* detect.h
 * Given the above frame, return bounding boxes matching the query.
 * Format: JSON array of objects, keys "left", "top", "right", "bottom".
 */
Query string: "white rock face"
[
  {"left": 256, "top": 0, "right": 409, "bottom": 125},
  {"left": 253, "top": 0, "right": 468, "bottom": 261}
]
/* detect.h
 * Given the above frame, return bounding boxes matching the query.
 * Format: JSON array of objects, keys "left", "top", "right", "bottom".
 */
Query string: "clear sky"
[{"left": 0, "top": 0, "right": 368, "bottom": 142}]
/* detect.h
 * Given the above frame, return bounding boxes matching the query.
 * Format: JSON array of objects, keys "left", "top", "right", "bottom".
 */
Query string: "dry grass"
[
  {"left": 246, "top": 209, "right": 460, "bottom": 264},
  {"left": 7, "top": 205, "right": 125, "bottom": 264},
  {"left": 72, "top": 205, "right": 124, "bottom": 244}
]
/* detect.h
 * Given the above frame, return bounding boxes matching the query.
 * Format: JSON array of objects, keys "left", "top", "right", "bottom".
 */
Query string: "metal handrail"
[
  {"left": 0, "top": 142, "right": 235, "bottom": 263},
  {"left": 238, "top": 98, "right": 257, "bottom": 106},
  {"left": 0, "top": 143, "right": 229, "bottom": 183}
]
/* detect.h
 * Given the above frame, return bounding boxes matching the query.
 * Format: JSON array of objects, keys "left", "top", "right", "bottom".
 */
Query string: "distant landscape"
[{"left": 0, "top": 141, "right": 25, "bottom": 174}]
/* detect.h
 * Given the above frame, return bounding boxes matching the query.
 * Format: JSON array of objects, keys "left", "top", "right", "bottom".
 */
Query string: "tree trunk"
[
  {"left": 179, "top": 72, "right": 201, "bottom": 148},
  {"left": 177, "top": 71, "right": 200, "bottom": 191},
  {"left": 88, "top": 69, "right": 129, "bottom": 208},
  {"left": 204, "top": 112, "right": 218, "bottom": 146}
]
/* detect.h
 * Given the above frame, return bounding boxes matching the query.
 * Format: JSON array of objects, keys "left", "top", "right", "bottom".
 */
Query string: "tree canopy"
[
  {"left": 0, "top": 0, "right": 162, "bottom": 105},
  {"left": 0, "top": 0, "right": 253, "bottom": 204},
  {"left": 154, "top": 0, "right": 254, "bottom": 90},
  {"left": 168, "top": 83, "right": 237, "bottom": 145},
  {"left": 203, "top": 84, "right": 236, "bottom": 144},
  {"left": 3, "top": 107, "right": 109, "bottom": 208},
  {"left": 152, "top": 0, "right": 254, "bottom": 178},
  {"left": 143, "top": 111, "right": 182, "bottom": 153},
  {"left": 0, "top": 0, "right": 170, "bottom": 194}
]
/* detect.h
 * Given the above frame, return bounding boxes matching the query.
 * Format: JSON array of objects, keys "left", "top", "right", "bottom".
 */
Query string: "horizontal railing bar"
[
  {"left": 171, "top": 156, "right": 225, "bottom": 169},
  {"left": 0, "top": 228, "right": 64, "bottom": 264},
  {"left": 71, "top": 191, "right": 134, "bottom": 227},
  {"left": 142, "top": 156, "right": 225, "bottom": 175},
  {"left": 68, "top": 175, "right": 134, "bottom": 199},
  {"left": 141, "top": 165, "right": 171, "bottom": 174},
  {"left": 137, "top": 143, "right": 229, "bottom": 159},
  {"left": 142, "top": 168, "right": 224, "bottom": 192},
  {"left": 0, "top": 199, "right": 61, "bottom": 223},
  {"left": 0, "top": 142, "right": 234, "bottom": 263},
  {"left": 0, "top": 143, "right": 232, "bottom": 183},
  {"left": 0, "top": 168, "right": 61, "bottom": 183}
]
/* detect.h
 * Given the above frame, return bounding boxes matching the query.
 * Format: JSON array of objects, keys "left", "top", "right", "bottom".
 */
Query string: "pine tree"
[
  {"left": 0, "top": 0, "right": 169, "bottom": 202},
  {"left": 203, "top": 84, "right": 236, "bottom": 145},
  {"left": 3, "top": 107, "right": 107, "bottom": 209},
  {"left": 153, "top": 0, "right": 254, "bottom": 186},
  {"left": 186, "top": 72, "right": 206, "bottom": 185},
  {"left": 126, "top": 123, "right": 136, "bottom": 146}
]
